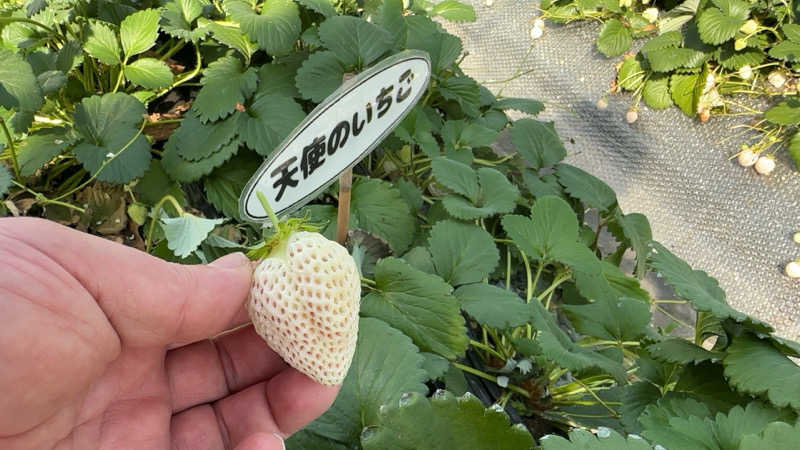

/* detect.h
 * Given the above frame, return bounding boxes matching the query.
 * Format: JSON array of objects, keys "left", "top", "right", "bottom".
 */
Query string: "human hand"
[{"left": 0, "top": 218, "right": 339, "bottom": 450}]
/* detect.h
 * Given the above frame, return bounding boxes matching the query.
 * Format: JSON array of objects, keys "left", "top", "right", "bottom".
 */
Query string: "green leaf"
[
  {"left": 646, "top": 338, "right": 720, "bottom": 364},
  {"left": 348, "top": 178, "right": 415, "bottom": 254},
  {"left": 502, "top": 195, "right": 578, "bottom": 262},
  {"left": 438, "top": 75, "right": 481, "bottom": 118},
  {"left": 617, "top": 56, "right": 645, "bottom": 91},
  {"left": 361, "top": 257, "right": 467, "bottom": 359},
  {"left": 362, "top": 391, "right": 533, "bottom": 450},
  {"left": 649, "top": 241, "right": 772, "bottom": 333},
  {"left": 659, "top": 0, "right": 700, "bottom": 33},
  {"left": 714, "top": 401, "right": 794, "bottom": 450},
  {"left": 193, "top": 55, "right": 258, "bottom": 122},
  {"left": 640, "top": 398, "right": 717, "bottom": 449},
  {"left": 440, "top": 167, "right": 519, "bottom": 220},
  {"left": 420, "top": 352, "right": 450, "bottom": 380},
  {"left": 373, "top": 0, "right": 406, "bottom": 49},
  {"left": 225, "top": 0, "right": 301, "bottom": 56},
  {"left": 120, "top": 9, "right": 160, "bottom": 58},
  {"left": 0, "top": 48, "right": 43, "bottom": 112},
  {"left": 296, "top": 0, "right": 336, "bottom": 17},
  {"left": 455, "top": 283, "right": 531, "bottom": 329},
  {"left": 428, "top": 220, "right": 499, "bottom": 286},
  {"left": 296, "top": 51, "right": 345, "bottom": 103},
  {"left": 492, "top": 97, "right": 544, "bottom": 115},
  {"left": 289, "top": 317, "right": 427, "bottom": 446},
  {"left": 782, "top": 23, "right": 800, "bottom": 42},
  {"left": 16, "top": 127, "right": 69, "bottom": 176},
  {"left": 641, "top": 31, "right": 684, "bottom": 52},
  {"left": 718, "top": 45, "right": 765, "bottom": 69},
  {"left": 318, "top": 16, "right": 393, "bottom": 68},
  {"left": 697, "top": 1, "right": 750, "bottom": 45},
  {"left": 539, "top": 428, "right": 652, "bottom": 449},
  {"left": 124, "top": 58, "right": 173, "bottom": 89},
  {"left": 73, "top": 92, "right": 145, "bottom": 140},
  {"left": 620, "top": 381, "right": 662, "bottom": 433},
  {"left": 160, "top": 214, "right": 224, "bottom": 258},
  {"left": 162, "top": 136, "right": 241, "bottom": 182},
  {"left": 161, "top": 0, "right": 211, "bottom": 42},
  {"left": 565, "top": 294, "right": 651, "bottom": 342},
  {"left": 72, "top": 130, "right": 151, "bottom": 184},
  {"left": 764, "top": 98, "right": 800, "bottom": 125},
  {"left": 670, "top": 73, "right": 701, "bottom": 116},
  {"left": 431, "top": 157, "right": 479, "bottom": 202},
  {"left": 769, "top": 41, "right": 800, "bottom": 61},
  {"left": 204, "top": 150, "right": 260, "bottom": 218},
  {"left": 0, "top": 165, "right": 10, "bottom": 197},
  {"left": 596, "top": 19, "right": 632, "bottom": 57},
  {"left": 523, "top": 298, "right": 627, "bottom": 382},
  {"left": 431, "top": 0, "right": 476, "bottom": 22},
  {"left": 238, "top": 94, "right": 305, "bottom": 156},
  {"left": 724, "top": 335, "right": 800, "bottom": 409},
  {"left": 405, "top": 16, "right": 462, "bottom": 73},
  {"left": 201, "top": 20, "right": 256, "bottom": 59},
  {"left": 84, "top": 21, "right": 121, "bottom": 65},
  {"left": 643, "top": 74, "right": 673, "bottom": 109},
  {"left": 172, "top": 112, "right": 239, "bottom": 161},
  {"left": 510, "top": 118, "right": 566, "bottom": 169},
  {"left": 134, "top": 159, "right": 186, "bottom": 207},
  {"left": 37, "top": 70, "right": 66, "bottom": 95},
  {"left": 739, "top": 421, "right": 800, "bottom": 450},
  {"left": 646, "top": 47, "right": 700, "bottom": 72},
  {"left": 617, "top": 212, "right": 652, "bottom": 279},
  {"left": 555, "top": 163, "right": 616, "bottom": 212},
  {"left": 787, "top": 131, "right": 800, "bottom": 170}
]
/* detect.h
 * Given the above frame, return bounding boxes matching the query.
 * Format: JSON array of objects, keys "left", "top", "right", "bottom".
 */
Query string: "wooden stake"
[{"left": 336, "top": 72, "right": 356, "bottom": 246}]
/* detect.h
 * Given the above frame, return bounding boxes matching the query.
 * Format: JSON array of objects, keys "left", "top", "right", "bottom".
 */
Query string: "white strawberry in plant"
[
  {"left": 754, "top": 155, "right": 776, "bottom": 175},
  {"left": 247, "top": 192, "right": 361, "bottom": 385},
  {"left": 785, "top": 260, "right": 800, "bottom": 278},
  {"left": 737, "top": 147, "right": 758, "bottom": 167}
]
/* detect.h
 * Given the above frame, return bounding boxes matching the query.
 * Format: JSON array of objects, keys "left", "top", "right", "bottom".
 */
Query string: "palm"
[{"left": 0, "top": 218, "right": 339, "bottom": 450}]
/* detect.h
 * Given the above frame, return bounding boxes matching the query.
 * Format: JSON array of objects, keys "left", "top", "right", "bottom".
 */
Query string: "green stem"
[
  {"left": 451, "top": 362, "right": 531, "bottom": 398},
  {"left": 360, "top": 276, "right": 377, "bottom": 286},
  {"left": 0, "top": 117, "right": 20, "bottom": 179},
  {"left": 145, "top": 195, "right": 185, "bottom": 253},
  {"left": 10, "top": 180, "right": 85, "bottom": 213},
  {"left": 469, "top": 339, "right": 505, "bottom": 360},
  {"left": 537, "top": 271, "right": 571, "bottom": 303},
  {"left": 112, "top": 59, "right": 127, "bottom": 93},
  {"left": 256, "top": 191, "right": 281, "bottom": 230}
]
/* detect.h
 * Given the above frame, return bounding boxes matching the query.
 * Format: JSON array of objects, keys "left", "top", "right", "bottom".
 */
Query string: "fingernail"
[
  {"left": 210, "top": 252, "right": 249, "bottom": 269},
  {"left": 272, "top": 433, "right": 285, "bottom": 450}
]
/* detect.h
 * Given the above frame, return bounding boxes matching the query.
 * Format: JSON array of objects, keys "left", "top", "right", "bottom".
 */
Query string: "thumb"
[{"left": 3, "top": 218, "right": 254, "bottom": 346}]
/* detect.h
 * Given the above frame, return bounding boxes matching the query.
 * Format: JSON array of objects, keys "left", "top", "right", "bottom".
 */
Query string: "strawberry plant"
[
  {"left": 539, "top": 0, "right": 800, "bottom": 175},
  {"left": 2, "top": 1, "right": 800, "bottom": 449}
]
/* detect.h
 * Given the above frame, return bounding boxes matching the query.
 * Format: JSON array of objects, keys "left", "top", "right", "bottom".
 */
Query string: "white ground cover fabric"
[{"left": 442, "top": 0, "right": 800, "bottom": 340}]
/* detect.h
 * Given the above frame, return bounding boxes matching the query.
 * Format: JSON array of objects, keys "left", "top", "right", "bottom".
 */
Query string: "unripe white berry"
[
  {"left": 533, "top": 18, "right": 545, "bottom": 29},
  {"left": 739, "top": 65, "right": 753, "bottom": 80},
  {"left": 625, "top": 109, "right": 638, "bottom": 123},
  {"left": 596, "top": 98, "right": 609, "bottom": 110},
  {"left": 530, "top": 25, "right": 544, "bottom": 40},
  {"left": 785, "top": 260, "right": 800, "bottom": 278},
  {"left": 737, "top": 148, "right": 758, "bottom": 167},
  {"left": 642, "top": 8, "right": 659, "bottom": 23},
  {"left": 768, "top": 71, "right": 787, "bottom": 88},
  {"left": 754, "top": 155, "right": 776, "bottom": 175},
  {"left": 793, "top": 232, "right": 800, "bottom": 244}
]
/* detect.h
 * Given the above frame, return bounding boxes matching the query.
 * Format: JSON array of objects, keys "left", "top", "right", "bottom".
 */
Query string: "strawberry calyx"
[{"left": 247, "top": 191, "right": 320, "bottom": 261}]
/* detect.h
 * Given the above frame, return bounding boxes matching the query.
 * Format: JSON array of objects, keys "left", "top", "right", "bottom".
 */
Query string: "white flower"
[
  {"left": 642, "top": 8, "right": 659, "bottom": 23},
  {"left": 619, "top": 0, "right": 632, "bottom": 8},
  {"left": 485, "top": 0, "right": 493, "bottom": 6},
  {"left": 534, "top": 18, "right": 545, "bottom": 29},
  {"left": 739, "top": 65, "right": 753, "bottom": 80},
  {"left": 530, "top": 25, "right": 544, "bottom": 40}
]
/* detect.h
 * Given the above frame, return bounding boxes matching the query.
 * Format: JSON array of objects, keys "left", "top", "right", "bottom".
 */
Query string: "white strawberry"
[{"left": 247, "top": 192, "right": 361, "bottom": 385}]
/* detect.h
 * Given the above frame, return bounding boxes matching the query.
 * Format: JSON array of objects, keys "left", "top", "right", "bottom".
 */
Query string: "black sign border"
[{"left": 240, "top": 50, "right": 432, "bottom": 222}]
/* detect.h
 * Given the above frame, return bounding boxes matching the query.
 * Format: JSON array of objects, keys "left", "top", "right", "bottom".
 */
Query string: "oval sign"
[{"left": 240, "top": 50, "right": 432, "bottom": 221}]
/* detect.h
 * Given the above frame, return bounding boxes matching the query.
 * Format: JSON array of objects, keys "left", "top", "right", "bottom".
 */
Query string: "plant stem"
[
  {"left": 469, "top": 339, "right": 505, "bottom": 360},
  {"left": 10, "top": 180, "right": 85, "bottom": 213},
  {"left": 256, "top": 191, "right": 281, "bottom": 230},
  {"left": 451, "top": 362, "right": 531, "bottom": 398},
  {"left": 0, "top": 117, "right": 20, "bottom": 179},
  {"left": 112, "top": 59, "right": 128, "bottom": 93}
]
